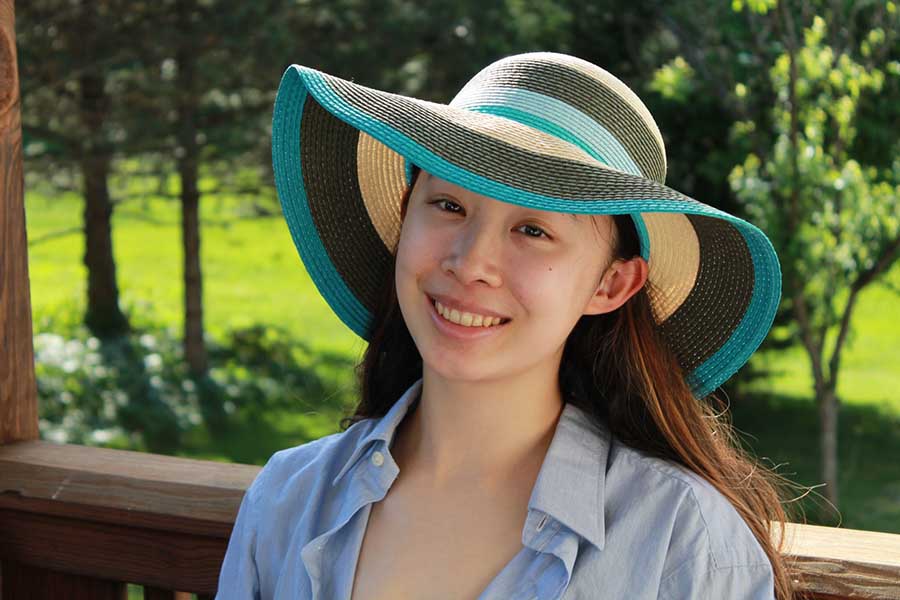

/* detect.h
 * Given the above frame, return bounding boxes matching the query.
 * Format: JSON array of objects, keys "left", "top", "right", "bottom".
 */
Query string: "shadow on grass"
[{"left": 729, "top": 391, "right": 900, "bottom": 534}]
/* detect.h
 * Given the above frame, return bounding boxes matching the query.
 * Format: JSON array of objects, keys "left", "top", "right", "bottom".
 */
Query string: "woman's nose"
[{"left": 440, "top": 223, "right": 503, "bottom": 287}]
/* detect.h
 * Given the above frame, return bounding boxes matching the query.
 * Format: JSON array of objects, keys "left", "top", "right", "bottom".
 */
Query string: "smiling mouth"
[{"left": 429, "top": 297, "right": 511, "bottom": 328}]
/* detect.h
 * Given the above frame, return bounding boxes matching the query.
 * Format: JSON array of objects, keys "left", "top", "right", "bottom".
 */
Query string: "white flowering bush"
[{"left": 35, "top": 322, "right": 355, "bottom": 454}]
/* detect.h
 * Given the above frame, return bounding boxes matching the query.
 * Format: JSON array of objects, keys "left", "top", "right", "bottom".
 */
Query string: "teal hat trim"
[
  {"left": 272, "top": 81, "right": 371, "bottom": 334},
  {"left": 688, "top": 225, "right": 782, "bottom": 397}
]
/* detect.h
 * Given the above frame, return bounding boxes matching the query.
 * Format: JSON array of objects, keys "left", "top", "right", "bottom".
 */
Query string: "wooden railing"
[
  {"left": 0, "top": 440, "right": 262, "bottom": 598},
  {"left": 2, "top": 439, "right": 899, "bottom": 599}
]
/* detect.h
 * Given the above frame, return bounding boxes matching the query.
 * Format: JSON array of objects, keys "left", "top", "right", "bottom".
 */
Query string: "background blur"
[{"left": 15, "top": 0, "right": 900, "bottom": 535}]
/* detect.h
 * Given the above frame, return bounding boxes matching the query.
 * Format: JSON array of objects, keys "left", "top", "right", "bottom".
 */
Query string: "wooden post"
[
  {"left": 0, "top": 0, "right": 38, "bottom": 445},
  {"left": 1, "top": 3, "right": 127, "bottom": 598}
]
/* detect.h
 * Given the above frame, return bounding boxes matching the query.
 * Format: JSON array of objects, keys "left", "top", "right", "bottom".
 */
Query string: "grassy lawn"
[
  {"left": 24, "top": 186, "right": 900, "bottom": 534},
  {"left": 745, "top": 273, "right": 900, "bottom": 413},
  {"left": 729, "top": 392, "right": 900, "bottom": 533},
  {"left": 26, "top": 189, "right": 367, "bottom": 361}
]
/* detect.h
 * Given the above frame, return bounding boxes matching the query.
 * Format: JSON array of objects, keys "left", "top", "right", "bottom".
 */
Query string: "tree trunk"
[
  {"left": 80, "top": 72, "right": 129, "bottom": 338},
  {"left": 176, "top": 0, "right": 207, "bottom": 377},
  {"left": 178, "top": 150, "right": 206, "bottom": 376},
  {"left": 818, "top": 384, "right": 840, "bottom": 509}
]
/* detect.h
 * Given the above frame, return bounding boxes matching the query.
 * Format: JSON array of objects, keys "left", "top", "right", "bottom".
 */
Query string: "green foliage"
[
  {"left": 35, "top": 326, "right": 195, "bottom": 453},
  {"left": 35, "top": 317, "right": 355, "bottom": 455},
  {"left": 729, "top": 14, "right": 900, "bottom": 362},
  {"left": 649, "top": 56, "right": 696, "bottom": 102},
  {"left": 731, "top": 0, "right": 778, "bottom": 14}
]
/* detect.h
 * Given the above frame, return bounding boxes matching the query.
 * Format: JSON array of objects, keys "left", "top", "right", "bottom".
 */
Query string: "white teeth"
[{"left": 434, "top": 300, "right": 504, "bottom": 328}]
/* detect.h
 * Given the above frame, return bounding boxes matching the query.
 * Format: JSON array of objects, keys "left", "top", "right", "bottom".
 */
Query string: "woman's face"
[{"left": 395, "top": 170, "right": 631, "bottom": 384}]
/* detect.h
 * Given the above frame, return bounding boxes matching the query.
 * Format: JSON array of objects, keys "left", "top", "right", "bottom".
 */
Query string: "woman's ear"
[{"left": 583, "top": 257, "right": 649, "bottom": 316}]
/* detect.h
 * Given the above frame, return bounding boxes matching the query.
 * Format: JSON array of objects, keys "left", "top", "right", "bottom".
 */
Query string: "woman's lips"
[
  {"left": 426, "top": 293, "right": 510, "bottom": 321},
  {"left": 425, "top": 294, "right": 510, "bottom": 338}
]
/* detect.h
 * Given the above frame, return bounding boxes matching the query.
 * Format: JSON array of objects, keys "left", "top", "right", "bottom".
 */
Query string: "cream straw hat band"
[{"left": 271, "top": 52, "right": 782, "bottom": 398}]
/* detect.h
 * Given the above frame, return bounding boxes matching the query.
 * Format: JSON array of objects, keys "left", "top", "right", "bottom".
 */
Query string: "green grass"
[
  {"left": 730, "top": 392, "right": 900, "bottom": 533},
  {"left": 23, "top": 185, "right": 900, "bottom": 533},
  {"left": 745, "top": 272, "right": 900, "bottom": 413},
  {"left": 179, "top": 403, "right": 348, "bottom": 465},
  {"left": 26, "top": 190, "right": 367, "bottom": 361}
]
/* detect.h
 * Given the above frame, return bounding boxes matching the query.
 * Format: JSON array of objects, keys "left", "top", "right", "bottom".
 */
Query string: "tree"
[
  {"left": 16, "top": 0, "right": 139, "bottom": 337},
  {"left": 729, "top": 3, "right": 900, "bottom": 508}
]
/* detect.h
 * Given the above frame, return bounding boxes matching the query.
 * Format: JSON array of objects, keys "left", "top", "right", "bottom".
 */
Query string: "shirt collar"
[
  {"left": 330, "top": 378, "right": 424, "bottom": 486},
  {"left": 330, "top": 378, "right": 608, "bottom": 550},
  {"left": 526, "top": 401, "right": 609, "bottom": 551}
]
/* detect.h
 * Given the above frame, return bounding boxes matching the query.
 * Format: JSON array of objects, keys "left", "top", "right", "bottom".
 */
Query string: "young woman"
[{"left": 216, "top": 52, "right": 797, "bottom": 599}]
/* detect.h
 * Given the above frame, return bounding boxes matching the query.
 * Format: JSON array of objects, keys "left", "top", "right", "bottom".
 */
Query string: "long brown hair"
[{"left": 341, "top": 166, "right": 800, "bottom": 600}]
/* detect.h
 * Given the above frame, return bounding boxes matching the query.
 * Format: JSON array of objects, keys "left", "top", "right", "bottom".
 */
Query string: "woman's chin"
[{"left": 421, "top": 355, "right": 500, "bottom": 384}]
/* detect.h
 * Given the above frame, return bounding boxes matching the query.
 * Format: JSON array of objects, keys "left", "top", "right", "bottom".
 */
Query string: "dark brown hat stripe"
[
  {"left": 301, "top": 96, "right": 391, "bottom": 314},
  {"left": 459, "top": 59, "right": 666, "bottom": 183},
  {"left": 321, "top": 73, "right": 683, "bottom": 204},
  {"left": 657, "top": 215, "right": 754, "bottom": 374}
]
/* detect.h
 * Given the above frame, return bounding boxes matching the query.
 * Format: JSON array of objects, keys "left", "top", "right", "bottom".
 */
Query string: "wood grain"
[
  {"left": 0, "top": 439, "right": 260, "bottom": 528},
  {"left": 0, "top": 0, "right": 38, "bottom": 446},
  {"left": 782, "top": 522, "right": 900, "bottom": 599},
  {"left": 3, "top": 561, "right": 127, "bottom": 600},
  {"left": 0, "top": 507, "right": 227, "bottom": 594},
  {"left": 0, "top": 440, "right": 261, "bottom": 594}
]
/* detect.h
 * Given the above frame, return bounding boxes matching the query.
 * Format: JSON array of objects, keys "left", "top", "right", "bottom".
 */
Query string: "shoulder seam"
[
  {"left": 656, "top": 485, "right": 717, "bottom": 580},
  {"left": 623, "top": 452, "right": 759, "bottom": 578},
  {"left": 615, "top": 443, "right": 705, "bottom": 491},
  {"left": 659, "top": 557, "right": 774, "bottom": 597},
  {"left": 247, "top": 448, "right": 286, "bottom": 509},
  {"left": 616, "top": 449, "right": 717, "bottom": 571}
]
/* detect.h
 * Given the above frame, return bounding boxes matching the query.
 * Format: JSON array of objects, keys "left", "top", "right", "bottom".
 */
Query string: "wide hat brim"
[{"left": 271, "top": 60, "right": 782, "bottom": 399}]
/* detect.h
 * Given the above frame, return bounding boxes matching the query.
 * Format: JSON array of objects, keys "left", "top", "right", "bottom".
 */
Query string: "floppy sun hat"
[{"left": 271, "top": 51, "right": 782, "bottom": 399}]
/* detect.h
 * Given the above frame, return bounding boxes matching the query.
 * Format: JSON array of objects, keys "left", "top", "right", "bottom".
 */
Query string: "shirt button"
[{"left": 371, "top": 451, "right": 385, "bottom": 467}]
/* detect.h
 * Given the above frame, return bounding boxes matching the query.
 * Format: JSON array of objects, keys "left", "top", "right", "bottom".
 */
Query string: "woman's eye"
[
  {"left": 433, "top": 198, "right": 463, "bottom": 213},
  {"left": 518, "top": 224, "right": 549, "bottom": 239}
]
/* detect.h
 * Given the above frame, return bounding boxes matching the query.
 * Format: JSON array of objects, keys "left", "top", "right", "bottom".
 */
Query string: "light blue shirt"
[{"left": 216, "top": 379, "right": 775, "bottom": 599}]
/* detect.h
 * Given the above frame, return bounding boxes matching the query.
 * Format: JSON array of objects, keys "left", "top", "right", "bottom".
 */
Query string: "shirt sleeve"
[
  {"left": 657, "top": 560, "right": 776, "bottom": 600},
  {"left": 214, "top": 469, "right": 266, "bottom": 600}
]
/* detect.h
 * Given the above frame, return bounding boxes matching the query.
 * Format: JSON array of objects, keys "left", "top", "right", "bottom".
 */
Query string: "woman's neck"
[{"left": 391, "top": 363, "right": 565, "bottom": 492}]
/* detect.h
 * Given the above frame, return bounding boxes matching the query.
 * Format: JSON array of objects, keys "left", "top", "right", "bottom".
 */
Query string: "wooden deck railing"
[
  {"left": 0, "top": 440, "right": 260, "bottom": 598},
  {"left": 2, "top": 439, "right": 899, "bottom": 599}
]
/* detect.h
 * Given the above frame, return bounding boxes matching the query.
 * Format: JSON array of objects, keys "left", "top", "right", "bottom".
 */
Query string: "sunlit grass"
[
  {"left": 26, "top": 188, "right": 366, "bottom": 362},
  {"left": 745, "top": 269, "right": 900, "bottom": 414}
]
